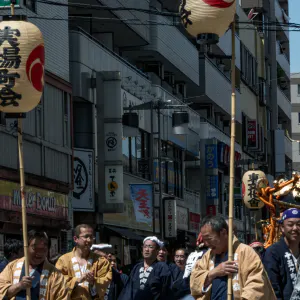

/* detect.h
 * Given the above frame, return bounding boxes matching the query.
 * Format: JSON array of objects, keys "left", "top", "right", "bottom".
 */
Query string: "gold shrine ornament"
[
  {"left": 242, "top": 170, "right": 267, "bottom": 210},
  {"left": 0, "top": 16, "right": 45, "bottom": 113},
  {"left": 179, "top": 0, "right": 236, "bottom": 39}
]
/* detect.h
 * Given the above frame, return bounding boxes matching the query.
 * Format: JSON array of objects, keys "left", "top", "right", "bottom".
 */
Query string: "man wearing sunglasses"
[{"left": 56, "top": 224, "right": 112, "bottom": 299}]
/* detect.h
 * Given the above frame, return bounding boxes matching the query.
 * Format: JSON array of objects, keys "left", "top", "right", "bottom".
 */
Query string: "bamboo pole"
[
  {"left": 18, "top": 119, "right": 30, "bottom": 300},
  {"left": 227, "top": 21, "right": 236, "bottom": 300}
]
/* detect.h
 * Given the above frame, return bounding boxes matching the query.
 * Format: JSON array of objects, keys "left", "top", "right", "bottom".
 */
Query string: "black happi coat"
[
  {"left": 263, "top": 237, "right": 299, "bottom": 300},
  {"left": 118, "top": 260, "right": 172, "bottom": 300}
]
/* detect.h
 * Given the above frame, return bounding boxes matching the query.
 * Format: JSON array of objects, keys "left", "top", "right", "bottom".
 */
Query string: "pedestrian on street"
[
  {"left": 190, "top": 215, "right": 276, "bottom": 300},
  {"left": 56, "top": 224, "right": 112, "bottom": 300},
  {"left": 263, "top": 208, "right": 300, "bottom": 299},
  {"left": 0, "top": 239, "right": 23, "bottom": 273},
  {"left": 118, "top": 236, "right": 172, "bottom": 300},
  {"left": 0, "top": 230, "right": 69, "bottom": 299},
  {"left": 174, "top": 248, "right": 188, "bottom": 272}
]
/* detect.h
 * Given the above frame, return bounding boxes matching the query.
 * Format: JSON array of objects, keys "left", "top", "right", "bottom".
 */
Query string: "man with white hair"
[{"left": 119, "top": 236, "right": 172, "bottom": 300}]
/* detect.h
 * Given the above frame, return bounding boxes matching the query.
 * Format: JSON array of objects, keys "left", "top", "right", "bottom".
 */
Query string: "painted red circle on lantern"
[
  {"left": 202, "top": 0, "right": 235, "bottom": 8},
  {"left": 26, "top": 44, "right": 45, "bottom": 92}
]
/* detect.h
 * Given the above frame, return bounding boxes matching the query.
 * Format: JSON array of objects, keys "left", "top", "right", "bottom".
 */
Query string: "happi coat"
[
  {"left": 0, "top": 257, "right": 69, "bottom": 300},
  {"left": 118, "top": 260, "right": 172, "bottom": 300},
  {"left": 263, "top": 236, "right": 299, "bottom": 300},
  {"left": 190, "top": 237, "right": 276, "bottom": 300},
  {"left": 56, "top": 249, "right": 112, "bottom": 300}
]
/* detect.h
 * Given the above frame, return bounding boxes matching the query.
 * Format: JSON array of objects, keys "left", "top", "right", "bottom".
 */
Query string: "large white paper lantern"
[
  {"left": 242, "top": 170, "right": 267, "bottom": 210},
  {"left": 179, "top": 0, "right": 236, "bottom": 43},
  {"left": 0, "top": 16, "right": 44, "bottom": 113}
]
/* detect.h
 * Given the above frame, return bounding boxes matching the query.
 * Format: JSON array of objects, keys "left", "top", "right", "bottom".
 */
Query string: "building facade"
[
  {"left": 69, "top": 0, "right": 291, "bottom": 262},
  {"left": 0, "top": 0, "right": 72, "bottom": 257}
]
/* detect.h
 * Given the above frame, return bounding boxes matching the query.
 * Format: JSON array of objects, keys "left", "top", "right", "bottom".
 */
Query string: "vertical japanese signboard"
[
  {"left": 205, "top": 144, "right": 218, "bottom": 169},
  {"left": 247, "top": 120, "right": 258, "bottom": 149},
  {"left": 164, "top": 198, "right": 177, "bottom": 238},
  {"left": 73, "top": 149, "right": 94, "bottom": 211},
  {"left": 105, "top": 165, "right": 123, "bottom": 204},
  {"left": 130, "top": 184, "right": 153, "bottom": 226}
]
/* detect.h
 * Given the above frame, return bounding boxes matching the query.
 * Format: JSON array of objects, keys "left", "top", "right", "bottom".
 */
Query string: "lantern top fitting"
[{"left": 179, "top": 0, "right": 236, "bottom": 45}]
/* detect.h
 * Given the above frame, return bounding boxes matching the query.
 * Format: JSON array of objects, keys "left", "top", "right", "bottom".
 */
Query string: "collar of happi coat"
[
  {"left": 280, "top": 238, "right": 299, "bottom": 286},
  {"left": 12, "top": 257, "right": 51, "bottom": 300},
  {"left": 208, "top": 236, "right": 241, "bottom": 297}
]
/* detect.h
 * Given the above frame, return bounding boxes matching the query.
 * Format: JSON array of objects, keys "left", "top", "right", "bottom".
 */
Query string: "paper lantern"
[
  {"left": 179, "top": 0, "right": 236, "bottom": 43},
  {"left": 242, "top": 170, "right": 267, "bottom": 210},
  {"left": 0, "top": 16, "right": 44, "bottom": 113}
]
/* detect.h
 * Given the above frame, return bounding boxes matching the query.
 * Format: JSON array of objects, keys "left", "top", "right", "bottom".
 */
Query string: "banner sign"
[
  {"left": 73, "top": 149, "right": 94, "bottom": 211},
  {"left": 206, "top": 205, "right": 217, "bottom": 216},
  {"left": 0, "top": 180, "right": 68, "bottom": 220},
  {"left": 190, "top": 212, "right": 200, "bottom": 233},
  {"left": 177, "top": 206, "right": 189, "bottom": 231},
  {"left": 130, "top": 184, "right": 153, "bottom": 226},
  {"left": 165, "top": 198, "right": 177, "bottom": 238}
]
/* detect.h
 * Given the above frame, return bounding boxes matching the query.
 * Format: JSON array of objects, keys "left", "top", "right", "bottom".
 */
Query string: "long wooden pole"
[
  {"left": 18, "top": 119, "right": 30, "bottom": 300},
  {"left": 227, "top": 20, "right": 236, "bottom": 300}
]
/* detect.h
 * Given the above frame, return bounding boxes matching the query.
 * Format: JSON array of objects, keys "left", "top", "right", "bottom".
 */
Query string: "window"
[
  {"left": 122, "top": 131, "right": 150, "bottom": 179},
  {"left": 24, "top": 0, "right": 36, "bottom": 13},
  {"left": 160, "top": 141, "right": 183, "bottom": 198},
  {"left": 297, "top": 84, "right": 300, "bottom": 95},
  {"left": 0, "top": 112, "right": 6, "bottom": 126},
  {"left": 240, "top": 43, "right": 258, "bottom": 93}
]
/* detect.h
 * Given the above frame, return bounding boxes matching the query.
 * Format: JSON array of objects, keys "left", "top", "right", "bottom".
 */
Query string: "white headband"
[
  {"left": 143, "top": 236, "right": 164, "bottom": 248},
  {"left": 90, "top": 244, "right": 112, "bottom": 251}
]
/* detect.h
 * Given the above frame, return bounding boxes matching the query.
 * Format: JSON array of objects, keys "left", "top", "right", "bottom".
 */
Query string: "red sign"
[
  {"left": 189, "top": 212, "right": 200, "bottom": 233},
  {"left": 206, "top": 205, "right": 217, "bottom": 216},
  {"left": 247, "top": 120, "right": 258, "bottom": 149}
]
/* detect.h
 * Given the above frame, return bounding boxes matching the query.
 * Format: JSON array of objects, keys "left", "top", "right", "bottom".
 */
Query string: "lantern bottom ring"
[{"left": 196, "top": 33, "right": 219, "bottom": 45}]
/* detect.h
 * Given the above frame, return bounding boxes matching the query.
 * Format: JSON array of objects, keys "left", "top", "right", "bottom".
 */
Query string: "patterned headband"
[{"left": 143, "top": 236, "right": 164, "bottom": 248}]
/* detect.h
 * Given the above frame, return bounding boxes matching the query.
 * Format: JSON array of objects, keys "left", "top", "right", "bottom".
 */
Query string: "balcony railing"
[
  {"left": 277, "top": 86, "right": 291, "bottom": 119},
  {"left": 276, "top": 42, "right": 290, "bottom": 78},
  {"left": 275, "top": 0, "right": 289, "bottom": 40}
]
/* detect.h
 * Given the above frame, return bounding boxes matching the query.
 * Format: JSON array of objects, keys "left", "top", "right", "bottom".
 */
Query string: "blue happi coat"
[
  {"left": 263, "top": 237, "right": 299, "bottom": 300},
  {"left": 118, "top": 260, "right": 172, "bottom": 300}
]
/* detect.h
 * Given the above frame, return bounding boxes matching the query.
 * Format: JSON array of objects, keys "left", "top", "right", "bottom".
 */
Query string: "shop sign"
[
  {"left": 190, "top": 212, "right": 200, "bottom": 233},
  {"left": 206, "top": 175, "right": 219, "bottom": 200},
  {"left": 177, "top": 206, "right": 189, "bottom": 231},
  {"left": 247, "top": 120, "right": 258, "bottom": 149},
  {"left": 73, "top": 148, "right": 94, "bottom": 211},
  {"left": 164, "top": 198, "right": 177, "bottom": 238},
  {"left": 206, "top": 205, "right": 217, "bottom": 216},
  {"left": 0, "top": 0, "right": 20, "bottom": 7},
  {"left": 205, "top": 144, "right": 218, "bottom": 169},
  {"left": 105, "top": 165, "right": 123, "bottom": 204},
  {"left": 0, "top": 180, "right": 68, "bottom": 220}
]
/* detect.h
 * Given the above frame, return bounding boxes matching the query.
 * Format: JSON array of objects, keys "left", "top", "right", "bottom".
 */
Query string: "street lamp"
[{"left": 123, "top": 100, "right": 190, "bottom": 240}]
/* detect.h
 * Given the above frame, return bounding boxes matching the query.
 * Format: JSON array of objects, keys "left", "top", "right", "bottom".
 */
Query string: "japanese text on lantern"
[
  {"left": 136, "top": 188, "right": 150, "bottom": 219},
  {"left": 0, "top": 26, "right": 22, "bottom": 107},
  {"left": 180, "top": 0, "right": 192, "bottom": 28},
  {"left": 248, "top": 173, "right": 259, "bottom": 208}
]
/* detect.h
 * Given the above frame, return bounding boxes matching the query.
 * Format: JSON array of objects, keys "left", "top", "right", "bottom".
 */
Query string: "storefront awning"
[{"left": 105, "top": 226, "right": 144, "bottom": 241}]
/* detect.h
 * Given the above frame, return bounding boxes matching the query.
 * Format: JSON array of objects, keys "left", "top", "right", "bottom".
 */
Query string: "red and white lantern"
[
  {"left": 0, "top": 16, "right": 45, "bottom": 113},
  {"left": 179, "top": 0, "right": 236, "bottom": 42}
]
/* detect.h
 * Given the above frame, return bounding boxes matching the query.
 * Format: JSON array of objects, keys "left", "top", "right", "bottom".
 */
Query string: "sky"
[{"left": 290, "top": 0, "right": 300, "bottom": 73}]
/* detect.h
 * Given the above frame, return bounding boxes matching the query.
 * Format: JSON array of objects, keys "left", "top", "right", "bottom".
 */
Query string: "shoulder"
[
  {"left": 237, "top": 243, "right": 261, "bottom": 259},
  {"left": 57, "top": 251, "right": 72, "bottom": 262}
]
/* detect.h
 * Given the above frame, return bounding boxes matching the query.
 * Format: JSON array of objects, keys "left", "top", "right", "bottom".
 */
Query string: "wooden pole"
[
  {"left": 227, "top": 20, "right": 236, "bottom": 300},
  {"left": 18, "top": 119, "right": 30, "bottom": 300}
]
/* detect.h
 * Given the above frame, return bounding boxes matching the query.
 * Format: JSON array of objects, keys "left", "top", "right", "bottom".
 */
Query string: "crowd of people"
[{"left": 0, "top": 208, "right": 300, "bottom": 299}]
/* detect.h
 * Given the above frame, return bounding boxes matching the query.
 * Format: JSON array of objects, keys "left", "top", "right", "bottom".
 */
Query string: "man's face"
[
  {"left": 201, "top": 224, "right": 228, "bottom": 255},
  {"left": 282, "top": 218, "right": 300, "bottom": 243},
  {"left": 143, "top": 240, "right": 159, "bottom": 260},
  {"left": 157, "top": 247, "right": 168, "bottom": 262},
  {"left": 174, "top": 250, "right": 186, "bottom": 268},
  {"left": 74, "top": 227, "right": 94, "bottom": 250},
  {"left": 28, "top": 238, "right": 48, "bottom": 266}
]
